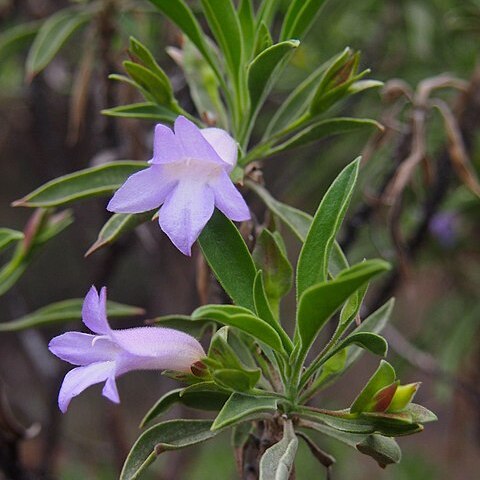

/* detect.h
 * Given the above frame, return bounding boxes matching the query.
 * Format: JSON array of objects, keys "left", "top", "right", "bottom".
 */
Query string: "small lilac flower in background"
[
  {"left": 49, "top": 286, "right": 205, "bottom": 413},
  {"left": 107, "top": 115, "right": 250, "bottom": 255},
  {"left": 429, "top": 212, "right": 459, "bottom": 248}
]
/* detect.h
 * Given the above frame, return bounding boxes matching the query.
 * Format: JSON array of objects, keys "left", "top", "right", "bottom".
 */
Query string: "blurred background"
[{"left": 0, "top": 0, "right": 479, "bottom": 478}]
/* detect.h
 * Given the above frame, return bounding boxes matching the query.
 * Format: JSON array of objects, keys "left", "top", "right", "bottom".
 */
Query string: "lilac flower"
[
  {"left": 49, "top": 286, "right": 205, "bottom": 413},
  {"left": 107, "top": 115, "right": 250, "bottom": 255}
]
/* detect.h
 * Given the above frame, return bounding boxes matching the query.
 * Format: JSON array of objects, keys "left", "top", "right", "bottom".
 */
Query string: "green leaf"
[
  {"left": 26, "top": 8, "right": 90, "bottom": 78},
  {"left": 0, "top": 210, "right": 73, "bottom": 296},
  {"left": 148, "top": 0, "right": 221, "bottom": 82},
  {"left": 345, "top": 300, "right": 394, "bottom": 368},
  {"left": 297, "top": 260, "right": 390, "bottom": 357},
  {"left": 339, "top": 282, "right": 368, "bottom": 330},
  {"left": 297, "top": 158, "right": 360, "bottom": 297},
  {"left": 0, "top": 298, "right": 144, "bottom": 332},
  {"left": 120, "top": 420, "right": 217, "bottom": 480},
  {"left": 247, "top": 182, "right": 349, "bottom": 276},
  {"left": 201, "top": 0, "right": 243, "bottom": 85},
  {"left": 298, "top": 409, "right": 376, "bottom": 434},
  {"left": 193, "top": 305, "right": 285, "bottom": 353},
  {"left": 238, "top": 0, "right": 255, "bottom": 60},
  {"left": 123, "top": 61, "right": 173, "bottom": 106},
  {"left": 213, "top": 393, "right": 277, "bottom": 430},
  {"left": 0, "top": 229, "right": 23, "bottom": 252},
  {"left": 259, "top": 419, "right": 298, "bottom": 480},
  {"left": 253, "top": 229, "right": 293, "bottom": 313},
  {"left": 0, "top": 21, "right": 40, "bottom": 63},
  {"left": 13, "top": 161, "right": 148, "bottom": 208},
  {"left": 198, "top": 211, "right": 257, "bottom": 311},
  {"left": 280, "top": 0, "right": 328, "bottom": 41},
  {"left": 129, "top": 37, "right": 173, "bottom": 96},
  {"left": 212, "top": 368, "right": 261, "bottom": 392},
  {"left": 141, "top": 387, "right": 229, "bottom": 427},
  {"left": 405, "top": 404, "right": 437, "bottom": 424},
  {"left": 86, "top": 211, "right": 155, "bottom": 256},
  {"left": 171, "top": 38, "right": 227, "bottom": 128},
  {"left": 247, "top": 40, "right": 299, "bottom": 123},
  {"left": 252, "top": 21, "right": 273, "bottom": 57},
  {"left": 102, "top": 102, "right": 177, "bottom": 122},
  {"left": 264, "top": 59, "right": 330, "bottom": 138},
  {"left": 350, "top": 361, "right": 396, "bottom": 414},
  {"left": 270, "top": 118, "right": 382, "bottom": 154},
  {"left": 300, "top": 421, "right": 402, "bottom": 467}
]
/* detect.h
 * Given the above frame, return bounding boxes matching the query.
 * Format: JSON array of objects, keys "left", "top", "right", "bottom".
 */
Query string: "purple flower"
[
  {"left": 49, "top": 286, "right": 205, "bottom": 413},
  {"left": 107, "top": 116, "right": 250, "bottom": 255}
]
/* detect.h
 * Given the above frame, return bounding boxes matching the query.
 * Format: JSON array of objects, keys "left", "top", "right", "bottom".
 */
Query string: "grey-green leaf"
[
  {"left": 0, "top": 298, "right": 144, "bottom": 332},
  {"left": 26, "top": 8, "right": 90, "bottom": 78},
  {"left": 259, "top": 419, "right": 298, "bottom": 480},
  {"left": 13, "top": 161, "right": 148, "bottom": 208},
  {"left": 297, "top": 158, "right": 360, "bottom": 297},
  {"left": 120, "top": 420, "right": 217, "bottom": 480},
  {"left": 0, "top": 229, "right": 24, "bottom": 252},
  {"left": 86, "top": 211, "right": 155, "bottom": 256},
  {"left": 248, "top": 40, "right": 299, "bottom": 122},
  {"left": 212, "top": 393, "right": 277, "bottom": 430},
  {"left": 280, "top": 0, "right": 328, "bottom": 41},
  {"left": 102, "top": 102, "right": 178, "bottom": 122},
  {"left": 297, "top": 260, "right": 390, "bottom": 358},
  {"left": 198, "top": 210, "right": 257, "bottom": 311}
]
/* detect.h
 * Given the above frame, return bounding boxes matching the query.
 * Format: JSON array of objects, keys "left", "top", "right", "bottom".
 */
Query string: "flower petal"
[
  {"left": 102, "top": 375, "right": 120, "bottom": 404},
  {"left": 58, "top": 361, "right": 115, "bottom": 413},
  {"left": 174, "top": 116, "right": 226, "bottom": 166},
  {"left": 159, "top": 181, "right": 215, "bottom": 255},
  {"left": 211, "top": 172, "right": 251, "bottom": 222},
  {"left": 49, "top": 332, "right": 118, "bottom": 366},
  {"left": 112, "top": 327, "right": 205, "bottom": 372},
  {"left": 107, "top": 165, "right": 177, "bottom": 213},
  {"left": 151, "top": 124, "right": 181, "bottom": 164},
  {"left": 82, "top": 286, "right": 111, "bottom": 335},
  {"left": 201, "top": 128, "right": 238, "bottom": 170}
]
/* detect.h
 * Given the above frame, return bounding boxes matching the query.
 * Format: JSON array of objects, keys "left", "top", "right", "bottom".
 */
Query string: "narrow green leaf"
[
  {"left": 320, "top": 333, "right": 388, "bottom": 368},
  {"left": 0, "top": 298, "right": 144, "bottom": 332},
  {"left": 201, "top": 0, "right": 243, "bottom": 87},
  {"left": 350, "top": 361, "right": 396, "bottom": 414},
  {"left": 13, "top": 161, "right": 148, "bottom": 208},
  {"left": 405, "top": 404, "right": 437, "bottom": 424},
  {"left": 256, "top": 1, "right": 281, "bottom": 29},
  {"left": 300, "top": 421, "right": 402, "bottom": 467},
  {"left": 193, "top": 305, "right": 285, "bottom": 353},
  {"left": 252, "top": 21, "right": 273, "bottom": 57},
  {"left": 238, "top": 0, "right": 255, "bottom": 60},
  {"left": 123, "top": 61, "right": 173, "bottom": 106},
  {"left": 248, "top": 40, "right": 299, "bottom": 122},
  {"left": 298, "top": 409, "right": 376, "bottom": 434},
  {"left": 271, "top": 118, "right": 382, "bottom": 154},
  {"left": 212, "top": 393, "right": 277, "bottom": 430},
  {"left": 253, "top": 272, "right": 294, "bottom": 353},
  {"left": 102, "top": 103, "right": 177, "bottom": 122},
  {"left": 198, "top": 210, "right": 257, "bottom": 311},
  {"left": 129, "top": 37, "right": 173, "bottom": 97},
  {"left": 264, "top": 59, "right": 330, "bottom": 138},
  {"left": 0, "top": 229, "right": 23, "bottom": 252},
  {"left": 259, "top": 419, "right": 298, "bottom": 480},
  {"left": 26, "top": 8, "right": 90, "bottom": 78},
  {"left": 297, "top": 260, "right": 390, "bottom": 357},
  {"left": 348, "top": 79, "right": 384, "bottom": 95},
  {"left": 297, "top": 158, "right": 360, "bottom": 297},
  {"left": 280, "top": 0, "right": 328, "bottom": 41},
  {"left": 148, "top": 0, "right": 221, "bottom": 81},
  {"left": 120, "top": 420, "right": 217, "bottom": 480},
  {"left": 248, "top": 182, "right": 349, "bottom": 275},
  {"left": 253, "top": 229, "right": 293, "bottom": 312},
  {"left": 212, "top": 368, "right": 261, "bottom": 392},
  {"left": 0, "top": 21, "right": 40, "bottom": 63},
  {"left": 86, "top": 211, "right": 155, "bottom": 256},
  {"left": 141, "top": 387, "right": 229, "bottom": 427}
]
